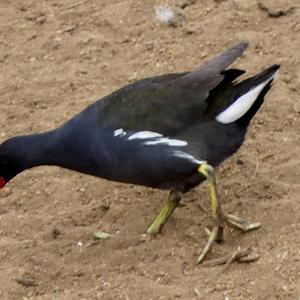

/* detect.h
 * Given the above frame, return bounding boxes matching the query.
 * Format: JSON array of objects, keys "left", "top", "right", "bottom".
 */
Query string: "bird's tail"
[{"left": 215, "top": 64, "right": 280, "bottom": 127}]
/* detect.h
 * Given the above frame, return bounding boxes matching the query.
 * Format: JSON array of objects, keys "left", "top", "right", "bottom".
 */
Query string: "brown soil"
[{"left": 0, "top": 0, "right": 299, "bottom": 299}]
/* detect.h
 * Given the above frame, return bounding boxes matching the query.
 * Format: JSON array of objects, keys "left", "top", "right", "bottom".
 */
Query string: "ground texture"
[{"left": 0, "top": 0, "right": 299, "bottom": 299}]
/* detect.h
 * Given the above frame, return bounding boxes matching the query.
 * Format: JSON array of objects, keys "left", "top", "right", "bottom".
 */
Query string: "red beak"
[{"left": 0, "top": 177, "right": 6, "bottom": 188}]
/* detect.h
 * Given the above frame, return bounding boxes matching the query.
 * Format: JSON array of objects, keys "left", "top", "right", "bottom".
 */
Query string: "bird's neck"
[
  {"left": 8, "top": 124, "right": 97, "bottom": 177},
  {"left": 10, "top": 130, "right": 64, "bottom": 170}
]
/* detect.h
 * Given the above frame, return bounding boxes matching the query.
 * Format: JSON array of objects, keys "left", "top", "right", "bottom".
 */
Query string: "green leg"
[
  {"left": 197, "top": 163, "right": 261, "bottom": 264},
  {"left": 146, "top": 190, "right": 181, "bottom": 235}
]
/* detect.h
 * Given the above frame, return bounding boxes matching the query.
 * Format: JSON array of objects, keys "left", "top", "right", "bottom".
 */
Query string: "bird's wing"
[
  {"left": 175, "top": 42, "right": 248, "bottom": 89},
  {"left": 100, "top": 42, "right": 248, "bottom": 135}
]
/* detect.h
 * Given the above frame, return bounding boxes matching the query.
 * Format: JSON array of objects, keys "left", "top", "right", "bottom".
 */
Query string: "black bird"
[{"left": 0, "top": 42, "right": 279, "bottom": 263}]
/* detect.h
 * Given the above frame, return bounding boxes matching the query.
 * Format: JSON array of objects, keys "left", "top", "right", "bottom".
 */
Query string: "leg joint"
[{"left": 198, "top": 163, "right": 216, "bottom": 183}]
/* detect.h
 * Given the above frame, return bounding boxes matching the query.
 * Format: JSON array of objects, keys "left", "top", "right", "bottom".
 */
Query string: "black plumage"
[{"left": 0, "top": 42, "right": 279, "bottom": 262}]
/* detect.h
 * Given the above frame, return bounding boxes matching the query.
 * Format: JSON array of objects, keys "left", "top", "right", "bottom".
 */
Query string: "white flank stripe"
[
  {"left": 128, "top": 131, "right": 163, "bottom": 140},
  {"left": 114, "top": 128, "right": 126, "bottom": 137},
  {"left": 216, "top": 74, "right": 276, "bottom": 124},
  {"left": 172, "top": 151, "right": 205, "bottom": 164},
  {"left": 144, "top": 138, "right": 187, "bottom": 146},
  {"left": 125, "top": 130, "right": 188, "bottom": 147}
]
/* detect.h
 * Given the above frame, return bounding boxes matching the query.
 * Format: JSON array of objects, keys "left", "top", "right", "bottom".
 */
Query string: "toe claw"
[{"left": 247, "top": 222, "right": 261, "bottom": 230}]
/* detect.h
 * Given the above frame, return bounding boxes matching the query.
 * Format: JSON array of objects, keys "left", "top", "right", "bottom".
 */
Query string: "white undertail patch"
[{"left": 216, "top": 73, "right": 277, "bottom": 124}]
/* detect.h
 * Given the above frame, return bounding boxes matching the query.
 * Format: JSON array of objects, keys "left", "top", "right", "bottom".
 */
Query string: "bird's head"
[
  {"left": 0, "top": 139, "right": 24, "bottom": 188},
  {"left": 0, "top": 154, "right": 23, "bottom": 188}
]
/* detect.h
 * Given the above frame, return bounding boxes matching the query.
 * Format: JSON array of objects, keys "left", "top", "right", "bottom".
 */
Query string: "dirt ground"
[{"left": 0, "top": 0, "right": 299, "bottom": 299}]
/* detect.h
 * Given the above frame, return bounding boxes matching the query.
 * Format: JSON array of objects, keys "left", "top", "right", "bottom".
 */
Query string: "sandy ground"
[{"left": 0, "top": 0, "right": 299, "bottom": 299}]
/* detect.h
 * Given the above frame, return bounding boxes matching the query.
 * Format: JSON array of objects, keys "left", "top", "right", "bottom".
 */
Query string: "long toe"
[
  {"left": 197, "top": 225, "right": 220, "bottom": 264},
  {"left": 224, "top": 213, "right": 261, "bottom": 232},
  {"left": 197, "top": 213, "right": 261, "bottom": 264}
]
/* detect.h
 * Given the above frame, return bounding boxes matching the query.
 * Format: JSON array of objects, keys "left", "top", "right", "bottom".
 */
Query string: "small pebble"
[
  {"left": 52, "top": 227, "right": 61, "bottom": 239},
  {"left": 94, "top": 231, "right": 112, "bottom": 239},
  {"left": 36, "top": 16, "right": 46, "bottom": 24},
  {"left": 63, "top": 25, "right": 76, "bottom": 32},
  {"left": 0, "top": 187, "right": 12, "bottom": 197},
  {"left": 54, "top": 36, "right": 62, "bottom": 42},
  {"left": 178, "top": 0, "right": 196, "bottom": 9},
  {"left": 154, "top": 5, "right": 185, "bottom": 27},
  {"left": 154, "top": 5, "right": 174, "bottom": 24},
  {"left": 294, "top": 23, "right": 300, "bottom": 32},
  {"left": 184, "top": 25, "right": 196, "bottom": 34},
  {"left": 293, "top": 102, "right": 300, "bottom": 113}
]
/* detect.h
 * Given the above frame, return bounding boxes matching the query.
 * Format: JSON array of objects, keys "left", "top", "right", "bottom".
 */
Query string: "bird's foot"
[
  {"left": 197, "top": 213, "right": 260, "bottom": 264},
  {"left": 146, "top": 190, "right": 181, "bottom": 235},
  {"left": 202, "top": 246, "right": 260, "bottom": 271},
  {"left": 196, "top": 163, "right": 261, "bottom": 264}
]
